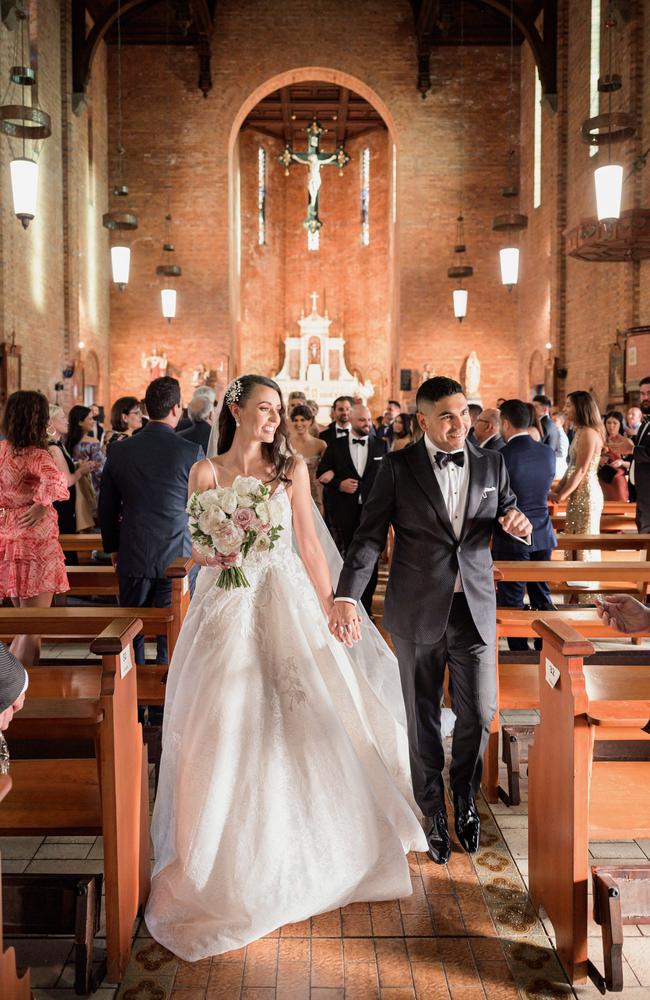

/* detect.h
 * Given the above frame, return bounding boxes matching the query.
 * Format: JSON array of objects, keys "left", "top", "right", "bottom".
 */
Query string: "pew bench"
[
  {"left": 527, "top": 619, "right": 650, "bottom": 984},
  {"left": 551, "top": 514, "right": 637, "bottom": 534},
  {"left": 591, "top": 865, "right": 650, "bottom": 992},
  {"left": 548, "top": 499, "right": 636, "bottom": 518},
  {"left": 0, "top": 776, "right": 31, "bottom": 1000},
  {"left": 1, "top": 618, "right": 150, "bottom": 984},
  {"left": 493, "top": 558, "right": 650, "bottom": 603}
]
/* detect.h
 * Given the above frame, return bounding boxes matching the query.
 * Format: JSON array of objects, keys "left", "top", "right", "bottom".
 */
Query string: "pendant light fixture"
[
  {"left": 447, "top": 0, "right": 473, "bottom": 321},
  {"left": 102, "top": 0, "right": 138, "bottom": 288},
  {"left": 157, "top": 211, "right": 182, "bottom": 323},
  {"left": 581, "top": 3, "right": 634, "bottom": 221},
  {"left": 0, "top": 9, "right": 51, "bottom": 228},
  {"left": 492, "top": 0, "right": 527, "bottom": 290}
]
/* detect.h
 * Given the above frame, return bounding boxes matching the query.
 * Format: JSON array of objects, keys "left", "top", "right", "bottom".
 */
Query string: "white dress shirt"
[
  {"left": 335, "top": 424, "right": 351, "bottom": 438},
  {"left": 424, "top": 433, "right": 468, "bottom": 592},
  {"left": 349, "top": 433, "right": 368, "bottom": 478}
]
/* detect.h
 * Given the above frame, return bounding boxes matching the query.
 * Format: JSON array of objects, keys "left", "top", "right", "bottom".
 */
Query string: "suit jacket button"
[{"left": 457, "top": 546, "right": 462, "bottom": 554}]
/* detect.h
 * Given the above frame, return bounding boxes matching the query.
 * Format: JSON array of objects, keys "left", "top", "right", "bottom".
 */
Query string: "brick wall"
[{"left": 0, "top": 1, "right": 110, "bottom": 409}]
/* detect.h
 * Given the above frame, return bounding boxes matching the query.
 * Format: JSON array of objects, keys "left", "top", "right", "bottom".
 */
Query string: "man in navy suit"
[
  {"left": 492, "top": 399, "right": 556, "bottom": 650},
  {"left": 99, "top": 376, "right": 204, "bottom": 664}
]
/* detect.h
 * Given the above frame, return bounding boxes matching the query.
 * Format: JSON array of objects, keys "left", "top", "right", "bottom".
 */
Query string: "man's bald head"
[
  {"left": 350, "top": 404, "right": 372, "bottom": 437},
  {"left": 474, "top": 408, "right": 501, "bottom": 445}
]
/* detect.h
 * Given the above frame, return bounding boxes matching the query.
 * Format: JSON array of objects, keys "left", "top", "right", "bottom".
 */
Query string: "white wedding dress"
[{"left": 145, "top": 475, "right": 427, "bottom": 961}]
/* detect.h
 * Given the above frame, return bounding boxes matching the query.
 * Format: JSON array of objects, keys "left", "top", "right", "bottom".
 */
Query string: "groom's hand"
[
  {"left": 328, "top": 601, "right": 362, "bottom": 647},
  {"left": 499, "top": 509, "right": 532, "bottom": 538}
]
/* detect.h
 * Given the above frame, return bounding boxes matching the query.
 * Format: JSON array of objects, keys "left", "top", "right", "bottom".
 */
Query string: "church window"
[
  {"left": 533, "top": 68, "right": 542, "bottom": 208},
  {"left": 589, "top": 0, "right": 601, "bottom": 158},
  {"left": 307, "top": 228, "right": 320, "bottom": 252},
  {"left": 258, "top": 147, "right": 266, "bottom": 245},
  {"left": 360, "top": 146, "right": 370, "bottom": 246}
]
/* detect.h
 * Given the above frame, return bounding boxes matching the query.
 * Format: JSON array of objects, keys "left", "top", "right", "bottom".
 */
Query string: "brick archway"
[{"left": 228, "top": 68, "right": 399, "bottom": 390}]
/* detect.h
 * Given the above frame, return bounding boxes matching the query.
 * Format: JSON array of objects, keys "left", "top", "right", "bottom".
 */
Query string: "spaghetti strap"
[{"left": 205, "top": 458, "right": 219, "bottom": 489}]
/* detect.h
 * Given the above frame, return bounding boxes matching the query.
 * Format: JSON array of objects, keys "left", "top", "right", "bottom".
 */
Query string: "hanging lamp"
[
  {"left": 156, "top": 214, "right": 182, "bottom": 323},
  {"left": 581, "top": 4, "right": 634, "bottom": 221},
  {"left": 102, "top": 0, "right": 138, "bottom": 288},
  {"left": 446, "top": 1, "right": 473, "bottom": 321},
  {"left": 492, "top": 0, "right": 528, "bottom": 290},
  {"left": 0, "top": 10, "right": 51, "bottom": 228}
]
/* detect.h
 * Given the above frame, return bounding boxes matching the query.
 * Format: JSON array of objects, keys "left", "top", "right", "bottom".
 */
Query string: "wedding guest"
[
  {"left": 289, "top": 404, "right": 327, "bottom": 514},
  {"left": 0, "top": 642, "right": 28, "bottom": 732},
  {"left": 391, "top": 412, "right": 415, "bottom": 451},
  {"left": 103, "top": 396, "right": 143, "bottom": 452},
  {"left": 66, "top": 405, "right": 104, "bottom": 494},
  {"left": 47, "top": 405, "right": 95, "bottom": 537},
  {"left": 319, "top": 396, "right": 353, "bottom": 447},
  {"left": 374, "top": 409, "right": 393, "bottom": 444},
  {"left": 89, "top": 403, "right": 104, "bottom": 442},
  {"left": 496, "top": 397, "right": 506, "bottom": 408},
  {"left": 0, "top": 391, "right": 69, "bottom": 665},
  {"left": 99, "top": 377, "right": 204, "bottom": 665},
  {"left": 551, "top": 410, "right": 570, "bottom": 478},
  {"left": 466, "top": 403, "right": 482, "bottom": 444},
  {"left": 288, "top": 391, "right": 308, "bottom": 415},
  {"left": 316, "top": 403, "right": 387, "bottom": 615},
  {"left": 532, "top": 394, "right": 561, "bottom": 451},
  {"left": 598, "top": 411, "right": 630, "bottom": 501},
  {"left": 494, "top": 400, "right": 557, "bottom": 650},
  {"left": 178, "top": 387, "right": 216, "bottom": 453},
  {"left": 526, "top": 403, "right": 543, "bottom": 442},
  {"left": 474, "top": 408, "right": 505, "bottom": 451},
  {"left": 551, "top": 390, "right": 605, "bottom": 562},
  {"left": 607, "top": 375, "right": 650, "bottom": 532},
  {"left": 626, "top": 405, "right": 643, "bottom": 439},
  {"left": 306, "top": 399, "right": 324, "bottom": 437}
]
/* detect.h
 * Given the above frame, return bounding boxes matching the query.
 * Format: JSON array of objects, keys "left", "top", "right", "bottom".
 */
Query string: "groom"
[{"left": 329, "top": 377, "right": 531, "bottom": 864}]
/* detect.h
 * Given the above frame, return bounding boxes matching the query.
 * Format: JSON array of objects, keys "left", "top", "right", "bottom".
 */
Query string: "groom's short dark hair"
[
  {"left": 499, "top": 399, "right": 531, "bottom": 430},
  {"left": 416, "top": 377, "right": 463, "bottom": 410}
]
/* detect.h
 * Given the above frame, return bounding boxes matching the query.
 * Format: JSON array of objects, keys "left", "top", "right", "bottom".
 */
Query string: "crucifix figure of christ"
[{"left": 278, "top": 119, "right": 351, "bottom": 232}]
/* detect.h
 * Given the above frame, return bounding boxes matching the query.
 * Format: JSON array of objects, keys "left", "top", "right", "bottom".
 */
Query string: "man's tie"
[
  {"left": 351, "top": 438, "right": 366, "bottom": 446},
  {"left": 435, "top": 450, "right": 465, "bottom": 468},
  {"left": 336, "top": 430, "right": 349, "bottom": 438}
]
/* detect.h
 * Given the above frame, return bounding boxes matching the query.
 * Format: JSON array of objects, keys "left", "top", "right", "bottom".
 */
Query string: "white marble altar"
[{"left": 274, "top": 293, "right": 374, "bottom": 421}]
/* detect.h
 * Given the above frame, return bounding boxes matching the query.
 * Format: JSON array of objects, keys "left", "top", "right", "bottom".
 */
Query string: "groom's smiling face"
[{"left": 417, "top": 393, "right": 471, "bottom": 452}]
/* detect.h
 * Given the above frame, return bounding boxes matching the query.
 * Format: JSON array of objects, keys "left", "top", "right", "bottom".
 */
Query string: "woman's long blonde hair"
[{"left": 568, "top": 391, "right": 606, "bottom": 441}]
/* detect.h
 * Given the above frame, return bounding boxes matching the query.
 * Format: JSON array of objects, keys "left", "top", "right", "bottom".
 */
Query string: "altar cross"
[{"left": 278, "top": 119, "right": 351, "bottom": 233}]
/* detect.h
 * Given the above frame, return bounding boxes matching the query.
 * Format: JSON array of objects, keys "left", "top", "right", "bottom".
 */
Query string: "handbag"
[{"left": 597, "top": 463, "right": 617, "bottom": 484}]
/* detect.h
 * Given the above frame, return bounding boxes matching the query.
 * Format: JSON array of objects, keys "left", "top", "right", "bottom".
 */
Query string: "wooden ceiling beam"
[
  {"left": 472, "top": 0, "right": 557, "bottom": 106},
  {"left": 336, "top": 87, "right": 349, "bottom": 144},
  {"left": 410, "top": 0, "right": 440, "bottom": 98},
  {"left": 280, "top": 87, "right": 292, "bottom": 145}
]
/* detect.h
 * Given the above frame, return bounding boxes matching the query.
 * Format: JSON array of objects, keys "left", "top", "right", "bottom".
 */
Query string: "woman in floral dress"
[{"left": 0, "top": 391, "right": 70, "bottom": 665}]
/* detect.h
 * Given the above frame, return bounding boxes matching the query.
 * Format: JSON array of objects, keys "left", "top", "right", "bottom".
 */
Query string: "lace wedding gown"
[{"left": 146, "top": 479, "right": 427, "bottom": 961}]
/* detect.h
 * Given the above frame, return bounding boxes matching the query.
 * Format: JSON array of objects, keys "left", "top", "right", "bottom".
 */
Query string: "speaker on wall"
[{"left": 400, "top": 369, "right": 412, "bottom": 391}]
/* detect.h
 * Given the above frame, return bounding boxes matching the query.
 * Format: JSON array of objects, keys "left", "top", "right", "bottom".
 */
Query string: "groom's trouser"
[{"left": 392, "top": 593, "right": 497, "bottom": 817}]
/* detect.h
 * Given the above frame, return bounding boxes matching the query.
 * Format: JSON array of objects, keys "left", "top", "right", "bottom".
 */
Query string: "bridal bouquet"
[{"left": 187, "top": 476, "right": 284, "bottom": 590}]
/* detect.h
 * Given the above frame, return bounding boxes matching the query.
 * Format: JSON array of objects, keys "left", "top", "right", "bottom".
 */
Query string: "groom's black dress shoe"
[
  {"left": 453, "top": 793, "right": 481, "bottom": 854},
  {"left": 425, "top": 809, "right": 451, "bottom": 865}
]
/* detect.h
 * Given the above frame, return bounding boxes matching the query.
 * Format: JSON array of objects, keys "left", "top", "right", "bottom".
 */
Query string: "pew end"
[
  {"left": 0, "top": 776, "right": 32, "bottom": 1000},
  {"left": 591, "top": 865, "right": 650, "bottom": 992}
]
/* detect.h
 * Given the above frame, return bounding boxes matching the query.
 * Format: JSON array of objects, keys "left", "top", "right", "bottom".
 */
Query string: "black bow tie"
[
  {"left": 336, "top": 430, "right": 349, "bottom": 437},
  {"left": 435, "top": 450, "right": 465, "bottom": 468},
  {"left": 351, "top": 438, "right": 366, "bottom": 446}
]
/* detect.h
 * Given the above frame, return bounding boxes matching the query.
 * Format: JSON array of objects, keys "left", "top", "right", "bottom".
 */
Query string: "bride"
[{"left": 145, "top": 374, "right": 427, "bottom": 961}]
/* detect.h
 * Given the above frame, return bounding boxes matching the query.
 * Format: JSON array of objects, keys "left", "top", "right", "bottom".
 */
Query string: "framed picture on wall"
[
  {"left": 0, "top": 341, "right": 21, "bottom": 405},
  {"left": 608, "top": 342, "right": 625, "bottom": 402}
]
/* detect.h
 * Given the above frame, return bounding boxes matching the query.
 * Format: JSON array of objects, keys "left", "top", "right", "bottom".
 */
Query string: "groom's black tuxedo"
[
  {"left": 337, "top": 436, "right": 518, "bottom": 646},
  {"left": 336, "top": 435, "right": 522, "bottom": 816}
]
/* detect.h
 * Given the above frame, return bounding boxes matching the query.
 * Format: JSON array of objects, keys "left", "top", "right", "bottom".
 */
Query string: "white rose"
[
  {"left": 197, "top": 488, "right": 223, "bottom": 509},
  {"left": 217, "top": 490, "right": 238, "bottom": 515},
  {"left": 233, "top": 475, "right": 261, "bottom": 497},
  {"left": 254, "top": 533, "right": 272, "bottom": 552},
  {"left": 267, "top": 497, "right": 283, "bottom": 525},
  {"left": 211, "top": 521, "right": 244, "bottom": 556},
  {"left": 254, "top": 500, "right": 270, "bottom": 524},
  {"left": 193, "top": 539, "right": 214, "bottom": 559},
  {"left": 198, "top": 507, "right": 226, "bottom": 535}
]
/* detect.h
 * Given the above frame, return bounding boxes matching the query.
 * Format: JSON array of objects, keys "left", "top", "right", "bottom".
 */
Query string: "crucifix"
[{"left": 278, "top": 119, "right": 351, "bottom": 233}]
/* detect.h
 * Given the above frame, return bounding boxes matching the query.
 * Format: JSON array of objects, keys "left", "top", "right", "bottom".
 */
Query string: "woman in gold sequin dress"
[{"left": 550, "top": 391, "right": 605, "bottom": 570}]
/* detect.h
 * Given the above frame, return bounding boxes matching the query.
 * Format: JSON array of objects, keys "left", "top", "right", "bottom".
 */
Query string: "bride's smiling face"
[{"left": 234, "top": 384, "right": 283, "bottom": 444}]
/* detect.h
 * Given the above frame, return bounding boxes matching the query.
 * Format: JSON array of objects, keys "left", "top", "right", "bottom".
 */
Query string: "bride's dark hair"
[{"left": 217, "top": 374, "right": 294, "bottom": 483}]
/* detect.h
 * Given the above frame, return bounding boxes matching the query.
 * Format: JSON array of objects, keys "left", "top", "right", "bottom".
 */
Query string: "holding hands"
[{"left": 328, "top": 601, "right": 363, "bottom": 647}]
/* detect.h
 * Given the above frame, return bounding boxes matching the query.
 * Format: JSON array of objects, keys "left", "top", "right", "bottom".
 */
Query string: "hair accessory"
[{"left": 225, "top": 379, "right": 243, "bottom": 407}]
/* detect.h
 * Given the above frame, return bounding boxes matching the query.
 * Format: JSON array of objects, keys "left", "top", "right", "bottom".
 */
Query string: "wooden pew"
[
  {"left": 481, "top": 608, "right": 649, "bottom": 803},
  {"left": 0, "top": 776, "right": 31, "bottom": 1000},
  {"left": 59, "top": 532, "right": 102, "bottom": 555},
  {"left": 548, "top": 499, "right": 636, "bottom": 518},
  {"left": 552, "top": 533, "right": 650, "bottom": 560},
  {"left": 493, "top": 558, "right": 650, "bottom": 601},
  {"left": 551, "top": 513, "right": 637, "bottom": 534},
  {"left": 527, "top": 618, "right": 650, "bottom": 984},
  {"left": 1, "top": 618, "right": 150, "bottom": 984}
]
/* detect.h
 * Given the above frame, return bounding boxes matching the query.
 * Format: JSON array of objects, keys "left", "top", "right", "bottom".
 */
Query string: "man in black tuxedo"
[
  {"left": 533, "top": 394, "right": 562, "bottom": 456},
  {"left": 474, "top": 408, "right": 505, "bottom": 451},
  {"left": 317, "top": 404, "right": 387, "bottom": 614},
  {"left": 608, "top": 375, "right": 650, "bottom": 533},
  {"left": 99, "top": 376, "right": 204, "bottom": 664},
  {"left": 493, "top": 399, "right": 557, "bottom": 650},
  {"left": 319, "top": 395, "right": 354, "bottom": 447},
  {"left": 178, "top": 387, "right": 216, "bottom": 453},
  {"left": 329, "top": 377, "right": 531, "bottom": 864}
]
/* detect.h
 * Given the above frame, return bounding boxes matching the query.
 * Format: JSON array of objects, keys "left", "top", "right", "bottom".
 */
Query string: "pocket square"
[
  {"left": 481, "top": 486, "right": 496, "bottom": 500},
  {"left": 374, "top": 456, "right": 383, "bottom": 461}
]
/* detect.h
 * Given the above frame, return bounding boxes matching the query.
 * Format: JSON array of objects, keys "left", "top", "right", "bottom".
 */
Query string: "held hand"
[
  {"left": 77, "top": 459, "right": 95, "bottom": 476},
  {"left": 318, "top": 470, "right": 335, "bottom": 485},
  {"left": 18, "top": 503, "right": 47, "bottom": 528},
  {"left": 596, "top": 595, "right": 650, "bottom": 635},
  {"left": 339, "top": 478, "right": 359, "bottom": 494},
  {"left": 499, "top": 509, "right": 532, "bottom": 538},
  {"left": 328, "top": 601, "right": 362, "bottom": 647}
]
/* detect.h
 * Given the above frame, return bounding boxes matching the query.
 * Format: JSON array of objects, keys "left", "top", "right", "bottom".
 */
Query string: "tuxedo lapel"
[
  {"left": 461, "top": 442, "right": 488, "bottom": 538},
  {"left": 336, "top": 436, "right": 358, "bottom": 480},
  {"left": 404, "top": 437, "right": 456, "bottom": 540}
]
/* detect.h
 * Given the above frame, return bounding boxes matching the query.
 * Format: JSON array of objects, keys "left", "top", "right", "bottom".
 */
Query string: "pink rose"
[{"left": 232, "top": 507, "right": 255, "bottom": 531}]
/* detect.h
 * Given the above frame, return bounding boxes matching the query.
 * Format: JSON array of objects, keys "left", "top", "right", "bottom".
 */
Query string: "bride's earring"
[{"left": 235, "top": 420, "right": 240, "bottom": 428}]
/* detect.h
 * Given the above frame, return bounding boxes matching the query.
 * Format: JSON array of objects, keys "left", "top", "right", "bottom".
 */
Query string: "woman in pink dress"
[{"left": 0, "top": 391, "right": 70, "bottom": 665}]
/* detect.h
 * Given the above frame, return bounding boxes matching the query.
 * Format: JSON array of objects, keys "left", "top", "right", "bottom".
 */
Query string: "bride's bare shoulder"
[{"left": 190, "top": 457, "right": 218, "bottom": 490}]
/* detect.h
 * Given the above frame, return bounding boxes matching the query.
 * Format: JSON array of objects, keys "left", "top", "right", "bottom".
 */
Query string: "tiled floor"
[{"left": 4, "top": 724, "right": 650, "bottom": 1000}]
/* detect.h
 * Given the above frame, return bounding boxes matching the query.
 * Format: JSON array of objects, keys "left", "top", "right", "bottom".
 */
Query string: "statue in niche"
[
  {"left": 308, "top": 337, "right": 321, "bottom": 365},
  {"left": 464, "top": 351, "right": 481, "bottom": 398}
]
